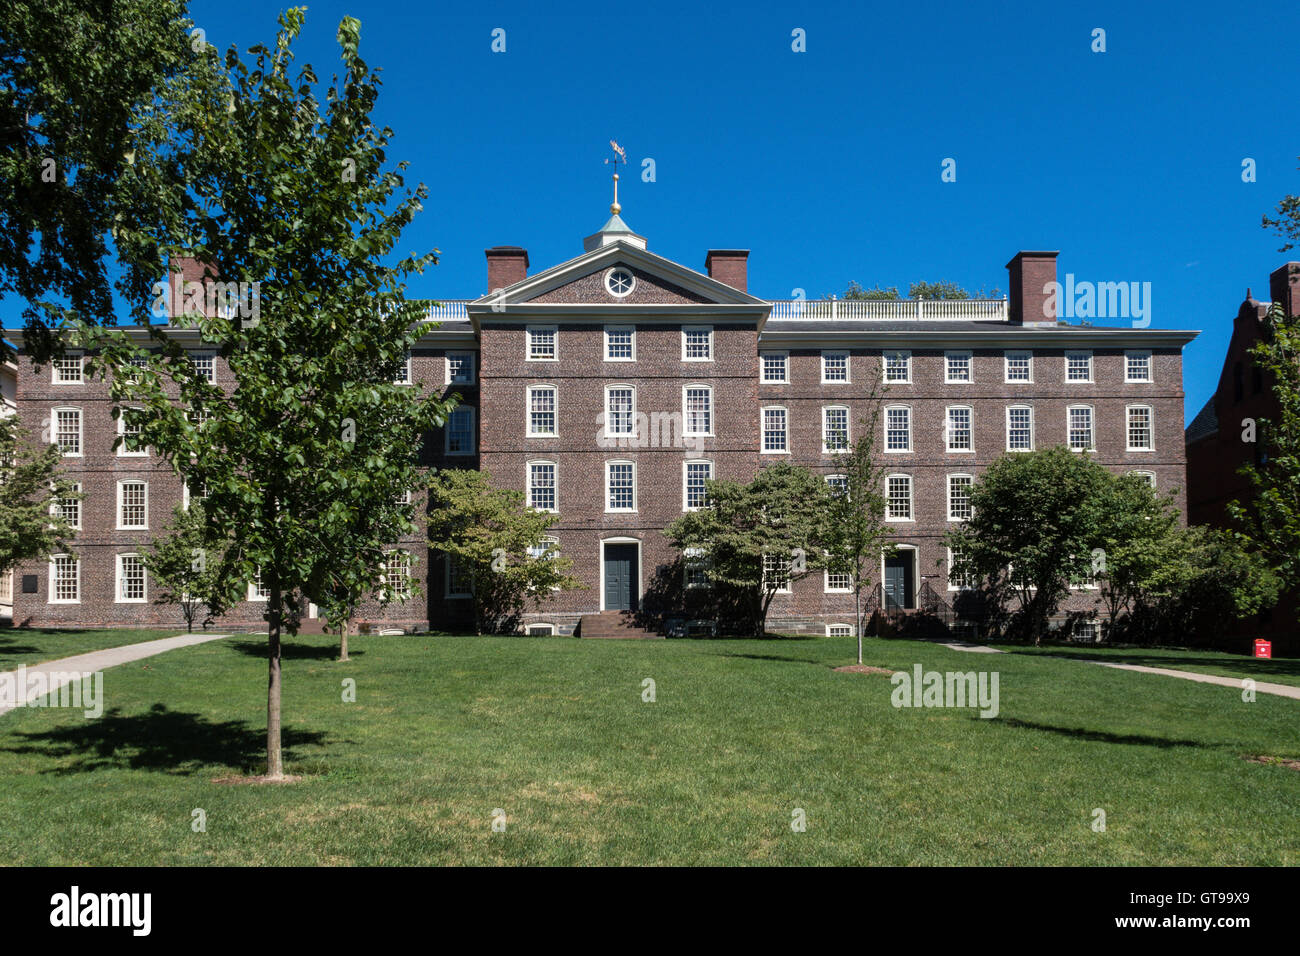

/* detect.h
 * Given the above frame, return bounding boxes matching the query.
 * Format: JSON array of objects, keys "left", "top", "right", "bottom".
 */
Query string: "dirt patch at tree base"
[
  {"left": 833, "top": 665, "right": 896, "bottom": 676},
  {"left": 212, "top": 774, "right": 304, "bottom": 786},
  {"left": 1243, "top": 755, "right": 1300, "bottom": 772}
]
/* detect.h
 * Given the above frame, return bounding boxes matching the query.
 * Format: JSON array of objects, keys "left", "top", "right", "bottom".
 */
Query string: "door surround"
[
  {"left": 599, "top": 536, "right": 642, "bottom": 612},
  {"left": 881, "top": 544, "right": 918, "bottom": 610}
]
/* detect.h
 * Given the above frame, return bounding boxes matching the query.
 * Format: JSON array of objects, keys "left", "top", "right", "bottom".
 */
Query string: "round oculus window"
[{"left": 606, "top": 268, "right": 635, "bottom": 297}]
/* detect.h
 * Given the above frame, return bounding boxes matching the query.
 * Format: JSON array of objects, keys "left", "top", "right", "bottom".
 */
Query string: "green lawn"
[
  {"left": 0, "top": 632, "right": 1296, "bottom": 865},
  {"left": 993, "top": 643, "right": 1300, "bottom": 688},
  {"left": 0, "top": 627, "right": 197, "bottom": 670}
]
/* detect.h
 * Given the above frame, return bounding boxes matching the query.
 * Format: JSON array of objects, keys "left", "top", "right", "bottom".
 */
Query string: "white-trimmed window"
[
  {"left": 605, "top": 325, "right": 635, "bottom": 361},
  {"left": 1127, "top": 405, "right": 1154, "bottom": 451},
  {"left": 53, "top": 407, "right": 82, "bottom": 456},
  {"left": 826, "top": 623, "right": 854, "bottom": 637},
  {"left": 605, "top": 385, "right": 636, "bottom": 438},
  {"left": 885, "top": 474, "right": 913, "bottom": 521},
  {"left": 821, "top": 351, "right": 849, "bottom": 383},
  {"left": 1125, "top": 350, "right": 1153, "bottom": 383},
  {"left": 885, "top": 405, "right": 912, "bottom": 452},
  {"left": 445, "top": 559, "right": 472, "bottom": 598},
  {"left": 682, "top": 326, "right": 713, "bottom": 361},
  {"left": 825, "top": 569, "right": 853, "bottom": 593},
  {"left": 49, "top": 554, "right": 80, "bottom": 603},
  {"left": 1065, "top": 350, "right": 1093, "bottom": 382},
  {"left": 445, "top": 406, "right": 475, "bottom": 455},
  {"left": 527, "top": 385, "right": 557, "bottom": 437},
  {"left": 390, "top": 350, "right": 411, "bottom": 385},
  {"left": 684, "top": 385, "right": 712, "bottom": 436},
  {"left": 762, "top": 406, "right": 788, "bottom": 453},
  {"left": 823, "top": 405, "right": 850, "bottom": 453},
  {"left": 191, "top": 351, "right": 217, "bottom": 384},
  {"left": 117, "top": 480, "right": 149, "bottom": 529},
  {"left": 52, "top": 353, "right": 85, "bottom": 384},
  {"left": 54, "top": 483, "right": 81, "bottom": 529},
  {"left": 945, "top": 351, "right": 972, "bottom": 383},
  {"left": 947, "top": 474, "right": 973, "bottom": 521},
  {"left": 249, "top": 568, "right": 271, "bottom": 602},
  {"left": 948, "top": 549, "right": 976, "bottom": 591},
  {"left": 825, "top": 474, "right": 849, "bottom": 497},
  {"left": 684, "top": 547, "right": 710, "bottom": 589},
  {"left": 1067, "top": 405, "right": 1094, "bottom": 451},
  {"left": 382, "top": 550, "right": 412, "bottom": 601},
  {"left": 1070, "top": 556, "right": 1099, "bottom": 590},
  {"left": 447, "top": 352, "right": 475, "bottom": 385},
  {"left": 116, "top": 553, "right": 147, "bottom": 603},
  {"left": 763, "top": 553, "right": 792, "bottom": 593},
  {"left": 117, "top": 406, "right": 148, "bottom": 457},
  {"left": 182, "top": 477, "right": 208, "bottom": 512},
  {"left": 526, "top": 623, "right": 557, "bottom": 636},
  {"left": 1007, "top": 405, "right": 1034, "bottom": 451},
  {"left": 684, "top": 459, "right": 712, "bottom": 511},
  {"left": 606, "top": 267, "right": 635, "bottom": 297},
  {"left": 946, "top": 405, "right": 973, "bottom": 453},
  {"left": 883, "top": 350, "right": 911, "bottom": 384},
  {"left": 527, "top": 325, "right": 557, "bottom": 361},
  {"left": 1004, "top": 350, "right": 1033, "bottom": 383},
  {"left": 1128, "top": 470, "right": 1157, "bottom": 489},
  {"left": 760, "top": 351, "right": 788, "bottom": 384},
  {"left": 527, "top": 536, "right": 559, "bottom": 562},
  {"left": 605, "top": 461, "right": 637, "bottom": 512},
  {"left": 527, "top": 461, "right": 557, "bottom": 512}
]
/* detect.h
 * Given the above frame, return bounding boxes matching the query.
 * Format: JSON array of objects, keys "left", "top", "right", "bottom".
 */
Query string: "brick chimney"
[
  {"left": 1269, "top": 261, "right": 1300, "bottom": 318},
  {"left": 485, "top": 246, "right": 528, "bottom": 294},
  {"left": 167, "top": 256, "right": 220, "bottom": 321},
  {"left": 705, "top": 250, "right": 749, "bottom": 293},
  {"left": 1005, "top": 251, "right": 1059, "bottom": 325}
]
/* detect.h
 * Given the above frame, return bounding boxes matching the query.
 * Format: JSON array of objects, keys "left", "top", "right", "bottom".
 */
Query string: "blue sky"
[{"left": 33, "top": 1, "right": 1300, "bottom": 424}]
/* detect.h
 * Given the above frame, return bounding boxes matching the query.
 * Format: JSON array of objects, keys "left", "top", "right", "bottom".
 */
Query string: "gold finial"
[{"left": 605, "top": 140, "right": 626, "bottom": 215}]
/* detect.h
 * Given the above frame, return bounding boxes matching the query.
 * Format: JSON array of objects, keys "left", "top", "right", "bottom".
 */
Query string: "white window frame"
[
  {"left": 191, "top": 351, "right": 217, "bottom": 384},
  {"left": 444, "top": 558, "right": 473, "bottom": 599},
  {"left": 526, "top": 325, "right": 558, "bottom": 362},
  {"left": 446, "top": 351, "right": 476, "bottom": 385},
  {"left": 1004, "top": 350, "right": 1033, "bottom": 384},
  {"left": 947, "top": 474, "right": 974, "bottom": 522},
  {"left": 526, "top": 384, "right": 558, "bottom": 438},
  {"left": 945, "top": 350, "right": 973, "bottom": 384},
  {"left": 526, "top": 623, "right": 558, "bottom": 636},
  {"left": 445, "top": 406, "right": 476, "bottom": 456},
  {"left": 683, "top": 459, "right": 713, "bottom": 512},
  {"left": 1128, "top": 470, "right": 1157, "bottom": 489},
  {"left": 763, "top": 552, "right": 793, "bottom": 594},
  {"left": 51, "top": 353, "right": 85, "bottom": 385},
  {"left": 824, "top": 569, "right": 853, "bottom": 593},
  {"left": 604, "top": 325, "right": 636, "bottom": 362},
  {"left": 116, "top": 479, "right": 149, "bottom": 530},
  {"left": 381, "top": 550, "right": 413, "bottom": 601},
  {"left": 884, "top": 405, "right": 912, "bottom": 453},
  {"left": 883, "top": 350, "right": 911, "bottom": 384},
  {"left": 760, "top": 350, "right": 789, "bottom": 384},
  {"left": 947, "top": 548, "right": 975, "bottom": 592},
  {"left": 1064, "top": 350, "right": 1093, "bottom": 383},
  {"left": 53, "top": 482, "right": 81, "bottom": 530},
  {"left": 604, "top": 384, "right": 637, "bottom": 439},
  {"left": 945, "top": 405, "right": 974, "bottom": 454},
  {"left": 526, "top": 460, "right": 558, "bottom": 513},
  {"left": 761, "top": 405, "right": 788, "bottom": 454},
  {"left": 1067, "top": 404, "right": 1095, "bottom": 452},
  {"left": 681, "top": 326, "right": 714, "bottom": 362},
  {"left": 822, "top": 405, "right": 850, "bottom": 454},
  {"left": 683, "top": 547, "right": 710, "bottom": 590},
  {"left": 605, "top": 460, "right": 638, "bottom": 513},
  {"left": 885, "top": 473, "right": 914, "bottom": 522},
  {"left": 248, "top": 569, "right": 271, "bottom": 602},
  {"left": 825, "top": 474, "right": 849, "bottom": 497},
  {"left": 826, "top": 623, "right": 855, "bottom": 637},
  {"left": 117, "top": 406, "right": 149, "bottom": 457},
  {"left": 53, "top": 406, "right": 82, "bottom": 457},
  {"left": 49, "top": 554, "right": 80, "bottom": 603},
  {"left": 682, "top": 384, "right": 713, "bottom": 437},
  {"left": 1125, "top": 350, "right": 1153, "bottom": 383},
  {"left": 1126, "top": 404, "right": 1154, "bottom": 451},
  {"left": 115, "top": 553, "right": 148, "bottom": 603},
  {"left": 605, "top": 267, "right": 636, "bottom": 298},
  {"left": 1006, "top": 404, "right": 1035, "bottom": 452},
  {"left": 821, "top": 350, "right": 850, "bottom": 384}
]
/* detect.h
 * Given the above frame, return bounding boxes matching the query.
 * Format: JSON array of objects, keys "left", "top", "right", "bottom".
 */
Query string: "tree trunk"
[
  {"left": 855, "top": 588, "right": 863, "bottom": 665},
  {"left": 266, "top": 592, "right": 283, "bottom": 780},
  {"left": 339, "top": 615, "right": 351, "bottom": 662}
]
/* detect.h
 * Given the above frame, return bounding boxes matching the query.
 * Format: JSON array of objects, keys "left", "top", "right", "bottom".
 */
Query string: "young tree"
[
  {"left": 75, "top": 11, "right": 458, "bottom": 780},
  {"left": 425, "top": 469, "right": 584, "bottom": 635},
  {"left": 1093, "top": 474, "right": 1183, "bottom": 639},
  {"left": 666, "top": 463, "right": 832, "bottom": 637},
  {"left": 945, "top": 447, "right": 1113, "bottom": 644},
  {"left": 145, "top": 502, "right": 233, "bottom": 632},
  {"left": 826, "top": 412, "right": 893, "bottom": 663},
  {"left": 0, "top": 414, "right": 79, "bottom": 577}
]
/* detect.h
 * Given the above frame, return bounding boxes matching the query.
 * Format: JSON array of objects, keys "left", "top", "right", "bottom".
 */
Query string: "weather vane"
[{"left": 604, "top": 139, "right": 626, "bottom": 214}]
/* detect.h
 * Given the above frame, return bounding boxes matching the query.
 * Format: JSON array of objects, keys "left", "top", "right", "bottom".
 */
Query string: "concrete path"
[
  {"left": 928, "top": 638, "right": 1300, "bottom": 700},
  {"left": 0, "top": 633, "right": 229, "bottom": 717}
]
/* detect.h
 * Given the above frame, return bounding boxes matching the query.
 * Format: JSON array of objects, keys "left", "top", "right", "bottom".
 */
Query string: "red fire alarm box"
[{"left": 1254, "top": 640, "right": 1272, "bottom": 659}]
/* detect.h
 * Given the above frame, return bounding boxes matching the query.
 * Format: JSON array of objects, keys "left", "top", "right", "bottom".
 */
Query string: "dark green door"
[
  {"left": 603, "top": 544, "right": 637, "bottom": 611},
  {"left": 884, "top": 554, "right": 913, "bottom": 609}
]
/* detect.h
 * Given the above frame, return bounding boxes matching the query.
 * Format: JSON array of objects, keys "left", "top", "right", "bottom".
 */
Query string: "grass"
[
  {"left": 992, "top": 643, "right": 1300, "bottom": 688},
  {"left": 0, "top": 632, "right": 1296, "bottom": 865},
  {"left": 0, "top": 627, "right": 197, "bottom": 670}
]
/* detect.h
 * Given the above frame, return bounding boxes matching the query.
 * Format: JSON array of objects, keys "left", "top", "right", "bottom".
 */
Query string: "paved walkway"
[
  {"left": 928, "top": 638, "right": 1300, "bottom": 700},
  {"left": 0, "top": 633, "right": 229, "bottom": 717}
]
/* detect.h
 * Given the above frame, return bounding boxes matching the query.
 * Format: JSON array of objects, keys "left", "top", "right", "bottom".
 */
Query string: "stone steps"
[{"left": 579, "top": 611, "right": 664, "bottom": 640}]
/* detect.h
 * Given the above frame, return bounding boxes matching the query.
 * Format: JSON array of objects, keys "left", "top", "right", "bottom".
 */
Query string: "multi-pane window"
[
  {"left": 684, "top": 460, "right": 712, "bottom": 510},
  {"left": 446, "top": 559, "right": 472, "bottom": 597},
  {"left": 822, "top": 351, "right": 849, "bottom": 383},
  {"left": 1065, "top": 351, "right": 1092, "bottom": 382},
  {"left": 528, "top": 461, "right": 557, "bottom": 512},
  {"left": 1007, "top": 405, "right": 1034, "bottom": 451},
  {"left": 682, "top": 326, "right": 713, "bottom": 360},
  {"left": 50, "top": 555, "right": 80, "bottom": 603},
  {"left": 762, "top": 553, "right": 791, "bottom": 592},
  {"left": 827, "top": 623, "right": 854, "bottom": 637},
  {"left": 390, "top": 350, "right": 411, "bottom": 385},
  {"left": 822, "top": 406, "right": 849, "bottom": 452},
  {"left": 117, "top": 554, "right": 147, "bottom": 602},
  {"left": 250, "top": 568, "right": 271, "bottom": 601},
  {"left": 883, "top": 350, "right": 911, "bottom": 383},
  {"left": 760, "top": 352, "right": 788, "bottom": 383},
  {"left": 192, "top": 352, "right": 217, "bottom": 383},
  {"left": 54, "top": 407, "right": 81, "bottom": 455},
  {"left": 606, "top": 386, "right": 635, "bottom": 437},
  {"left": 1070, "top": 558, "right": 1098, "bottom": 590},
  {"left": 118, "top": 407, "right": 147, "bottom": 456},
  {"left": 946, "top": 406, "right": 973, "bottom": 452},
  {"left": 826, "top": 474, "right": 849, "bottom": 496},
  {"left": 188, "top": 405, "right": 210, "bottom": 430},
  {"left": 605, "top": 326, "right": 635, "bottom": 361},
  {"left": 527, "top": 536, "right": 559, "bottom": 562},
  {"left": 446, "top": 406, "right": 475, "bottom": 455},
  {"left": 183, "top": 477, "right": 208, "bottom": 511},
  {"left": 1127, "top": 405, "right": 1153, "bottom": 450},
  {"left": 118, "top": 481, "right": 148, "bottom": 529},
  {"left": 606, "top": 461, "right": 636, "bottom": 511},
  {"left": 52, "top": 354, "right": 84, "bottom": 384},
  {"left": 1005, "top": 351, "right": 1033, "bottom": 382},
  {"left": 684, "top": 548, "right": 710, "bottom": 589},
  {"left": 55, "top": 483, "right": 81, "bottom": 529},
  {"left": 762, "top": 406, "right": 788, "bottom": 453},
  {"left": 1068, "top": 405, "right": 1094, "bottom": 451},
  {"left": 886, "top": 475, "right": 913, "bottom": 520},
  {"left": 1125, "top": 350, "right": 1152, "bottom": 383},
  {"left": 527, "top": 326, "right": 557, "bottom": 361},
  {"left": 826, "top": 569, "right": 853, "bottom": 592},
  {"left": 527, "top": 386, "right": 557, "bottom": 436},
  {"left": 447, "top": 352, "right": 475, "bottom": 384},
  {"left": 383, "top": 551, "right": 412, "bottom": 600},
  {"left": 948, "top": 475, "right": 973, "bottom": 521},
  {"left": 684, "top": 386, "right": 712, "bottom": 435},
  {"left": 948, "top": 549, "right": 976, "bottom": 590},
  {"left": 1128, "top": 470, "right": 1157, "bottom": 489},
  {"left": 885, "top": 406, "right": 911, "bottom": 452},
  {"left": 945, "top": 351, "right": 972, "bottom": 383}
]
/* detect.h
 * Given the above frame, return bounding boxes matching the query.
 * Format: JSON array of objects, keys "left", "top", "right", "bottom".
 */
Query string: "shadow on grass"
[
  {"left": 227, "top": 639, "right": 361, "bottom": 661},
  {"left": 995, "top": 716, "right": 1207, "bottom": 749},
  {"left": 1030, "top": 651, "right": 1300, "bottom": 681},
  {"left": 715, "top": 652, "right": 825, "bottom": 665},
  {"left": 2, "top": 704, "right": 331, "bottom": 775}
]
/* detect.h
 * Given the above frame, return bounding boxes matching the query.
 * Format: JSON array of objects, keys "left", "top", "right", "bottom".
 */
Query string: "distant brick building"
[
  {"left": 1185, "top": 262, "right": 1300, "bottom": 652},
  {"left": 4, "top": 205, "right": 1198, "bottom": 637}
]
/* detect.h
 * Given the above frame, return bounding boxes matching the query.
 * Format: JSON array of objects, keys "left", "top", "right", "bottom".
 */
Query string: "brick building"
[{"left": 4, "top": 206, "right": 1198, "bottom": 637}]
